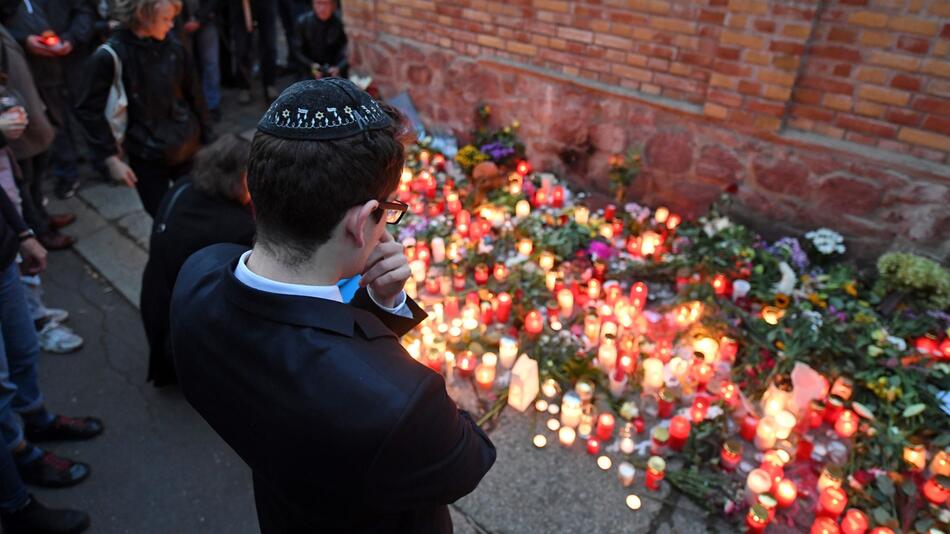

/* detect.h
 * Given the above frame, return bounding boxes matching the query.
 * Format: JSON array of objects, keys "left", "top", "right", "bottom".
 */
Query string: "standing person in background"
[
  {"left": 275, "top": 0, "right": 305, "bottom": 72},
  {"left": 182, "top": 0, "right": 223, "bottom": 122},
  {"left": 76, "top": 0, "right": 212, "bottom": 218},
  {"left": 140, "top": 134, "right": 255, "bottom": 387},
  {"left": 0, "top": 12, "right": 76, "bottom": 252},
  {"left": 229, "top": 0, "right": 277, "bottom": 104},
  {"left": 1, "top": 0, "right": 94, "bottom": 201},
  {"left": 292, "top": 0, "right": 347, "bottom": 81}
]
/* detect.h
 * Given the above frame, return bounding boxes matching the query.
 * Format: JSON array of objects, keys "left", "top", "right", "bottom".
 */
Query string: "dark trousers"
[
  {"left": 38, "top": 85, "right": 80, "bottom": 190},
  {"left": 129, "top": 155, "right": 190, "bottom": 218},
  {"left": 230, "top": 0, "right": 277, "bottom": 89},
  {"left": 15, "top": 153, "right": 50, "bottom": 235},
  {"left": 276, "top": 0, "right": 302, "bottom": 68}
]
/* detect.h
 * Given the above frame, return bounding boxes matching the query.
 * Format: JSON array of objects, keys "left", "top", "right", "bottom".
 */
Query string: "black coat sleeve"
[
  {"left": 349, "top": 287, "right": 426, "bottom": 337},
  {"left": 363, "top": 373, "right": 496, "bottom": 510},
  {"left": 291, "top": 15, "right": 311, "bottom": 72},
  {"left": 0, "top": 185, "right": 28, "bottom": 236},
  {"left": 62, "top": 0, "right": 95, "bottom": 46},
  {"left": 181, "top": 46, "right": 213, "bottom": 139},
  {"left": 74, "top": 47, "right": 119, "bottom": 163}
]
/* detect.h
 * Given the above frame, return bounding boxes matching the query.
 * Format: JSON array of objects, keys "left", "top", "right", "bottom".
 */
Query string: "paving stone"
[
  {"left": 118, "top": 211, "right": 153, "bottom": 250},
  {"left": 79, "top": 183, "right": 144, "bottom": 221},
  {"left": 73, "top": 224, "right": 148, "bottom": 308}
]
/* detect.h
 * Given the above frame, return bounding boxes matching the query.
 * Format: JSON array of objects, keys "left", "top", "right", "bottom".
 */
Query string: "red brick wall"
[{"left": 344, "top": 0, "right": 950, "bottom": 261}]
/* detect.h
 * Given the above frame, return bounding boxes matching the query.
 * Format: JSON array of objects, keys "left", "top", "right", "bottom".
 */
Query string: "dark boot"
[{"left": 0, "top": 495, "right": 90, "bottom": 533}]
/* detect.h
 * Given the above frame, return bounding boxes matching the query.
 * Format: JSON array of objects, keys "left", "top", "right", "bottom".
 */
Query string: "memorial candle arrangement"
[{"left": 393, "top": 134, "right": 950, "bottom": 531}]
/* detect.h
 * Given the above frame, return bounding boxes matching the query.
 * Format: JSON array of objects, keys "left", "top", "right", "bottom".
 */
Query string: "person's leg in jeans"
[
  {"left": 255, "top": 0, "right": 278, "bottom": 95},
  {"left": 196, "top": 22, "right": 222, "bottom": 114}
]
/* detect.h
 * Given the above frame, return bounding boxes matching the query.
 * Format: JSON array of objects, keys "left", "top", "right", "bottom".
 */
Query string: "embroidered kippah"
[{"left": 257, "top": 78, "right": 392, "bottom": 140}]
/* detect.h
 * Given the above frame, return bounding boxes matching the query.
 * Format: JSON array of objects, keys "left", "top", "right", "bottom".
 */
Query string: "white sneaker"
[
  {"left": 43, "top": 308, "right": 69, "bottom": 324},
  {"left": 37, "top": 322, "right": 84, "bottom": 354}
]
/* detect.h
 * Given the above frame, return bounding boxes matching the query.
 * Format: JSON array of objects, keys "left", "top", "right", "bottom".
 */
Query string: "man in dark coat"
[
  {"left": 292, "top": 0, "right": 348, "bottom": 80},
  {"left": 170, "top": 79, "right": 496, "bottom": 533}
]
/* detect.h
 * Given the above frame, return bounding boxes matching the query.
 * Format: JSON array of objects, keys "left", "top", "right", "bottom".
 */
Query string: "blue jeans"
[
  {"left": 0, "top": 263, "right": 40, "bottom": 511},
  {"left": 195, "top": 22, "right": 222, "bottom": 111}
]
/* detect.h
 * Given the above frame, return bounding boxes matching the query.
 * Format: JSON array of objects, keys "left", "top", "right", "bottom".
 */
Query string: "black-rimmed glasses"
[{"left": 374, "top": 200, "right": 409, "bottom": 225}]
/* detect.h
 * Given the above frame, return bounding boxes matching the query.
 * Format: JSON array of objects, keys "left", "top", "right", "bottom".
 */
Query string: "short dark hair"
[
  {"left": 247, "top": 103, "right": 412, "bottom": 266},
  {"left": 191, "top": 133, "right": 250, "bottom": 203}
]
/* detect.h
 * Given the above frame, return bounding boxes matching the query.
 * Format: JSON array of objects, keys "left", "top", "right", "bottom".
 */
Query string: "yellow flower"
[
  {"left": 775, "top": 340, "right": 785, "bottom": 350},
  {"left": 512, "top": 120, "right": 521, "bottom": 129},
  {"left": 774, "top": 293, "right": 790, "bottom": 309},
  {"left": 808, "top": 293, "right": 827, "bottom": 308},
  {"left": 844, "top": 281, "right": 858, "bottom": 297}
]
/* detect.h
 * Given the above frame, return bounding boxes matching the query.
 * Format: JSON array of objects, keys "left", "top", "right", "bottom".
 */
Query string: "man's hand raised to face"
[{"left": 360, "top": 231, "right": 410, "bottom": 308}]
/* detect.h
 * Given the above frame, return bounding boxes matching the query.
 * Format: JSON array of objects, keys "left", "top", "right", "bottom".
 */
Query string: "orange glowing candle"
[
  {"left": 834, "top": 410, "right": 858, "bottom": 438},
  {"left": 746, "top": 504, "right": 769, "bottom": 534},
  {"left": 773, "top": 479, "right": 797, "bottom": 508},
  {"left": 691, "top": 395, "right": 710, "bottom": 423},
  {"left": 720, "top": 439, "right": 741, "bottom": 472},
  {"left": 475, "top": 364, "right": 495, "bottom": 390}
]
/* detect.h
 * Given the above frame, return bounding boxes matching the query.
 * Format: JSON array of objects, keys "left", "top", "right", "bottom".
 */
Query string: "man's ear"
[{"left": 345, "top": 200, "right": 378, "bottom": 249}]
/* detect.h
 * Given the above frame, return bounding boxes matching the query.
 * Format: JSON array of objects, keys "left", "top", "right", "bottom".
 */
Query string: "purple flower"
[
  {"left": 480, "top": 142, "right": 516, "bottom": 162},
  {"left": 770, "top": 237, "right": 809, "bottom": 272},
  {"left": 588, "top": 240, "right": 615, "bottom": 261}
]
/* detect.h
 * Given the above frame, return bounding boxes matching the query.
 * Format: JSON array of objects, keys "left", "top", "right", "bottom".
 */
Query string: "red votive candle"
[
  {"left": 595, "top": 413, "right": 615, "bottom": 441},
  {"left": 818, "top": 486, "right": 848, "bottom": 519},
  {"left": 586, "top": 437, "right": 601, "bottom": 455},
  {"left": 525, "top": 310, "right": 544, "bottom": 336},
  {"left": 669, "top": 416, "right": 691, "bottom": 451},
  {"left": 746, "top": 504, "right": 769, "bottom": 534},
  {"left": 834, "top": 410, "right": 858, "bottom": 438},
  {"left": 841, "top": 508, "right": 869, "bottom": 534},
  {"left": 657, "top": 389, "right": 676, "bottom": 419},
  {"left": 651, "top": 427, "right": 669, "bottom": 455},
  {"left": 809, "top": 399, "right": 826, "bottom": 428},
  {"left": 811, "top": 517, "right": 841, "bottom": 534},
  {"left": 425, "top": 278, "right": 441, "bottom": 295},
  {"left": 495, "top": 292, "right": 512, "bottom": 323},
  {"left": 551, "top": 185, "right": 564, "bottom": 208},
  {"left": 773, "top": 479, "right": 797, "bottom": 508},
  {"left": 720, "top": 439, "right": 742, "bottom": 472},
  {"left": 474, "top": 263, "right": 489, "bottom": 286},
  {"left": 923, "top": 476, "right": 950, "bottom": 505},
  {"left": 691, "top": 395, "right": 710, "bottom": 423},
  {"left": 645, "top": 456, "right": 665, "bottom": 491},
  {"left": 452, "top": 271, "right": 466, "bottom": 291},
  {"left": 604, "top": 204, "right": 616, "bottom": 222},
  {"left": 825, "top": 395, "right": 845, "bottom": 424},
  {"left": 740, "top": 414, "right": 758, "bottom": 442},
  {"left": 457, "top": 352, "right": 476, "bottom": 378}
]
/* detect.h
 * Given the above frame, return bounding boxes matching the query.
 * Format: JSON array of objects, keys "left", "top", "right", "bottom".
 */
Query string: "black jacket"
[
  {"left": 140, "top": 178, "right": 255, "bottom": 386},
  {"left": 75, "top": 29, "right": 210, "bottom": 165},
  {"left": 170, "top": 244, "right": 496, "bottom": 533},
  {"left": 1, "top": 0, "right": 94, "bottom": 87},
  {"left": 291, "top": 11, "right": 348, "bottom": 77}
]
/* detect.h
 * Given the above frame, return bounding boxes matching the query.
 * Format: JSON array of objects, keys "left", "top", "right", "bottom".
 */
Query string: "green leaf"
[
  {"left": 877, "top": 475, "right": 895, "bottom": 497},
  {"left": 902, "top": 480, "right": 917, "bottom": 497},
  {"left": 934, "top": 433, "right": 950, "bottom": 448},
  {"left": 872, "top": 507, "right": 891, "bottom": 525},
  {"left": 915, "top": 518, "right": 934, "bottom": 532},
  {"left": 902, "top": 403, "right": 926, "bottom": 418}
]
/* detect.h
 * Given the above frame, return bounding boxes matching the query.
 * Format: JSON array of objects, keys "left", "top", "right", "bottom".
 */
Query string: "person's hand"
[
  {"left": 106, "top": 156, "right": 137, "bottom": 187},
  {"left": 327, "top": 66, "right": 340, "bottom": 77},
  {"left": 50, "top": 40, "right": 73, "bottom": 57},
  {"left": 311, "top": 64, "right": 323, "bottom": 79},
  {"left": 0, "top": 107, "right": 28, "bottom": 140},
  {"left": 360, "top": 230, "right": 410, "bottom": 308},
  {"left": 25, "top": 35, "right": 57, "bottom": 57},
  {"left": 19, "top": 237, "right": 47, "bottom": 275},
  {"left": 184, "top": 20, "right": 200, "bottom": 33}
]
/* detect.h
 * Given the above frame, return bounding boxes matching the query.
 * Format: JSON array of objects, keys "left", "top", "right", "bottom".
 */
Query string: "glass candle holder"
[
  {"left": 817, "top": 486, "right": 848, "bottom": 519},
  {"left": 720, "top": 439, "right": 742, "bottom": 472},
  {"left": 818, "top": 464, "right": 844, "bottom": 491},
  {"left": 773, "top": 479, "right": 797, "bottom": 508},
  {"left": 668, "top": 416, "right": 690, "bottom": 451},
  {"left": 746, "top": 503, "right": 769, "bottom": 534},
  {"left": 645, "top": 456, "right": 665, "bottom": 491},
  {"left": 595, "top": 413, "right": 615, "bottom": 441},
  {"left": 840, "top": 508, "right": 868, "bottom": 534},
  {"left": 811, "top": 517, "right": 841, "bottom": 534},
  {"left": 617, "top": 462, "right": 635, "bottom": 487},
  {"left": 923, "top": 476, "right": 950, "bottom": 505},
  {"left": 657, "top": 388, "right": 676, "bottom": 419},
  {"left": 650, "top": 426, "right": 669, "bottom": 455}
]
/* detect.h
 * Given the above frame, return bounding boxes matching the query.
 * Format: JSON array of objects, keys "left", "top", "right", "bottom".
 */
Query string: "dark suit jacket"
[{"left": 170, "top": 244, "right": 496, "bottom": 533}]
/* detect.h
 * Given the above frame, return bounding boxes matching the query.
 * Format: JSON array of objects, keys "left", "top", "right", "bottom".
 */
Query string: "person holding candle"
[{"left": 170, "top": 81, "right": 496, "bottom": 533}]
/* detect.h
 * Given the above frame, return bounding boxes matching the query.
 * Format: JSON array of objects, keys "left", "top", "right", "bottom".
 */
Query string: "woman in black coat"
[
  {"left": 140, "top": 134, "right": 255, "bottom": 386},
  {"left": 76, "top": 0, "right": 211, "bottom": 217}
]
